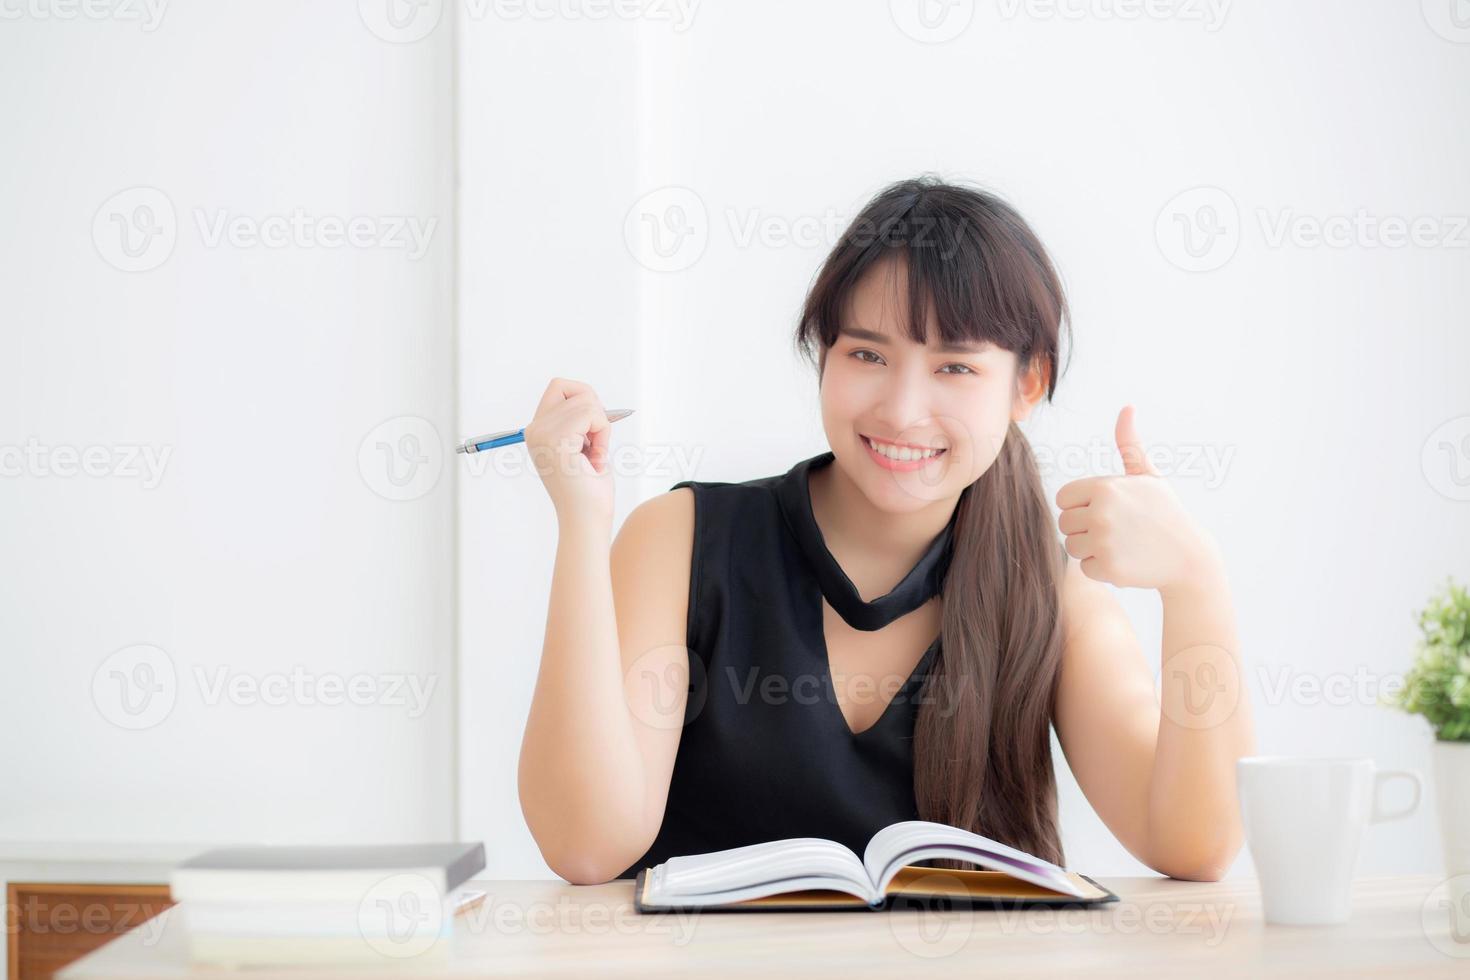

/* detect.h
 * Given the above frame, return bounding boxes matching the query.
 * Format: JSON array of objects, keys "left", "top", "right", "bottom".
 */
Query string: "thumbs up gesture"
[{"left": 1055, "top": 405, "right": 1218, "bottom": 593}]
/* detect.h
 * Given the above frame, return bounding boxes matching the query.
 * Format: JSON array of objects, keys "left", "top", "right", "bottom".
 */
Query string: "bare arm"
[
  {"left": 517, "top": 489, "right": 693, "bottom": 884},
  {"left": 1053, "top": 539, "right": 1254, "bottom": 881}
]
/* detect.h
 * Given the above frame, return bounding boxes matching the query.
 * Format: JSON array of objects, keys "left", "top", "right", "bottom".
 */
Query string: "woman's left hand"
[{"left": 1055, "top": 405, "right": 1220, "bottom": 594}]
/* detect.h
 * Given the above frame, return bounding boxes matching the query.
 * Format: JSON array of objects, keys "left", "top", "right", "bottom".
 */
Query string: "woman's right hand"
[{"left": 522, "top": 377, "right": 616, "bottom": 527}]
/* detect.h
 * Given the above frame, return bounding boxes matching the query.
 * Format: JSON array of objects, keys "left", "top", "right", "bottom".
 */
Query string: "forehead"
[{"left": 839, "top": 255, "right": 994, "bottom": 354}]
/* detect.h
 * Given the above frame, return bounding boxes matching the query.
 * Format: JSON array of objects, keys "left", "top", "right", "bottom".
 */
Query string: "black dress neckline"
[{"left": 773, "top": 451, "right": 959, "bottom": 632}]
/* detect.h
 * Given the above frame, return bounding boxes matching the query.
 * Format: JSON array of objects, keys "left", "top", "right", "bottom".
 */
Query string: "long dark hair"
[{"left": 793, "top": 175, "right": 1071, "bottom": 866}]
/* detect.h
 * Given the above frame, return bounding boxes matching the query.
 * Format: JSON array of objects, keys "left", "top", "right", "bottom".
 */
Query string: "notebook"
[
  {"left": 171, "top": 842, "right": 486, "bottom": 903},
  {"left": 634, "top": 821, "right": 1117, "bottom": 912}
]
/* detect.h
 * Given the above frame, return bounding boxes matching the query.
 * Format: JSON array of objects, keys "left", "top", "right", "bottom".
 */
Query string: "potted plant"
[{"left": 1388, "top": 576, "right": 1470, "bottom": 941}]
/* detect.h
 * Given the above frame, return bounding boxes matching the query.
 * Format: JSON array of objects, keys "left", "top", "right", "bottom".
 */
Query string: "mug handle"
[{"left": 1370, "top": 770, "right": 1422, "bottom": 823}]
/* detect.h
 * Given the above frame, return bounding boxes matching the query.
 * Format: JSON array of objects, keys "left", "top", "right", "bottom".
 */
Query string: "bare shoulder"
[
  {"left": 613, "top": 487, "right": 694, "bottom": 562},
  {"left": 609, "top": 488, "right": 695, "bottom": 647}
]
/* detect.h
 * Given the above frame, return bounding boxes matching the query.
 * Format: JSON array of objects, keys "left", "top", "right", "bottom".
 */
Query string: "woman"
[{"left": 517, "top": 175, "right": 1253, "bottom": 884}]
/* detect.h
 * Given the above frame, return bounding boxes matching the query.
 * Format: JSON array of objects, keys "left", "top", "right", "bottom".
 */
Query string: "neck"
[{"left": 808, "top": 455, "right": 960, "bottom": 577}]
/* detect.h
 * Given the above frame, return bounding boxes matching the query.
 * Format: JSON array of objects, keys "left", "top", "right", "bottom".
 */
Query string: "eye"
[
  {"left": 939, "top": 363, "right": 976, "bottom": 375},
  {"left": 851, "top": 349, "right": 884, "bottom": 365}
]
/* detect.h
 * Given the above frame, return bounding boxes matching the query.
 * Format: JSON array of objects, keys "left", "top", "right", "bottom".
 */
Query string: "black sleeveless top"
[{"left": 616, "top": 450, "right": 961, "bottom": 879}]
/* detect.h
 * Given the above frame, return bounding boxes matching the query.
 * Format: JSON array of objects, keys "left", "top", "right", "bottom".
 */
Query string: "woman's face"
[{"left": 819, "top": 257, "right": 1042, "bottom": 514}]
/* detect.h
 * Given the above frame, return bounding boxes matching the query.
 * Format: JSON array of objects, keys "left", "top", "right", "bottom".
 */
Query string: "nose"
[{"left": 870, "top": 363, "right": 932, "bottom": 436}]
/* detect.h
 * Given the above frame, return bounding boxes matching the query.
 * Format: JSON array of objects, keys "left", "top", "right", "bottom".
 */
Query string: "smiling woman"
[{"left": 517, "top": 175, "right": 1253, "bottom": 885}]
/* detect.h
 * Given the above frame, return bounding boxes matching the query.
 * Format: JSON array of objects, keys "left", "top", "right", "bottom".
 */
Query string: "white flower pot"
[{"left": 1434, "top": 740, "right": 1470, "bottom": 943}]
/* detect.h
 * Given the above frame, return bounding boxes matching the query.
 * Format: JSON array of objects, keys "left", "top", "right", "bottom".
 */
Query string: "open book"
[{"left": 634, "top": 821, "right": 1117, "bottom": 912}]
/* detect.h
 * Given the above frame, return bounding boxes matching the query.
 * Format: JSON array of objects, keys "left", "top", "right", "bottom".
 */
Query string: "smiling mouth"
[{"left": 861, "top": 435, "right": 947, "bottom": 462}]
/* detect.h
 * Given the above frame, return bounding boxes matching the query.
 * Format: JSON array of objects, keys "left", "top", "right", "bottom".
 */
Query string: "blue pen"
[{"left": 455, "top": 408, "right": 635, "bottom": 454}]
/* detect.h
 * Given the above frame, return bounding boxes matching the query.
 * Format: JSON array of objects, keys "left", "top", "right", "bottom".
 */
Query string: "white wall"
[
  {"left": 3, "top": 1, "right": 1464, "bottom": 890},
  {"left": 458, "top": 0, "right": 1470, "bottom": 878},
  {"left": 0, "top": 3, "right": 456, "bottom": 849}
]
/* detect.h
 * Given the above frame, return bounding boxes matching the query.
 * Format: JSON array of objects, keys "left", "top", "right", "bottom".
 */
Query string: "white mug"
[{"left": 1237, "top": 756, "right": 1421, "bottom": 925}]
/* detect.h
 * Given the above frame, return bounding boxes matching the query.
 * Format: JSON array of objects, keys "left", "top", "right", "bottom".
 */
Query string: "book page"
[
  {"left": 650, "top": 874, "right": 879, "bottom": 908},
  {"left": 654, "top": 838, "right": 870, "bottom": 900},
  {"left": 862, "top": 821, "right": 1084, "bottom": 898}
]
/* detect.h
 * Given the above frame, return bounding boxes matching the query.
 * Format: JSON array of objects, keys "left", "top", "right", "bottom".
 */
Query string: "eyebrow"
[{"left": 838, "top": 325, "right": 993, "bottom": 355}]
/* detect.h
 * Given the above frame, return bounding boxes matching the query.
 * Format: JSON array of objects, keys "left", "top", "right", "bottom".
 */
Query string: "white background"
[{"left": 2, "top": 0, "right": 1467, "bottom": 905}]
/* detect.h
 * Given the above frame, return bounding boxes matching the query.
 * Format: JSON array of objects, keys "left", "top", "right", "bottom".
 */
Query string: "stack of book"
[{"left": 170, "top": 842, "right": 486, "bottom": 967}]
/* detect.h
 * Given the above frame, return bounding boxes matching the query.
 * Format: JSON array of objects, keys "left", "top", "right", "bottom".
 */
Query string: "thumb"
[{"left": 1115, "top": 404, "right": 1159, "bottom": 476}]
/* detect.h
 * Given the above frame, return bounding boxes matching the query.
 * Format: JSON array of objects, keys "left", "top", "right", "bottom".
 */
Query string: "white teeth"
[{"left": 865, "top": 437, "right": 943, "bottom": 462}]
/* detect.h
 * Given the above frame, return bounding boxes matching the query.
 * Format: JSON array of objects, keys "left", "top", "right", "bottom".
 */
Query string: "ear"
[{"left": 1011, "top": 356, "right": 1050, "bottom": 422}]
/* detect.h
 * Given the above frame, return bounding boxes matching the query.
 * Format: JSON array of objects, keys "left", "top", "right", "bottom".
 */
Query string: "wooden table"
[{"left": 59, "top": 874, "right": 1470, "bottom": 978}]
